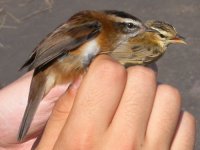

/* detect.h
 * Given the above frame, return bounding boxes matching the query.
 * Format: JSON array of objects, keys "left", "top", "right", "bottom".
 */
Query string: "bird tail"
[{"left": 18, "top": 69, "right": 54, "bottom": 141}]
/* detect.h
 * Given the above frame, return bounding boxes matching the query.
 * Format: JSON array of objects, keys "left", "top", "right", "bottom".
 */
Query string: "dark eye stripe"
[
  {"left": 115, "top": 22, "right": 138, "bottom": 28},
  {"left": 113, "top": 22, "right": 139, "bottom": 34},
  {"left": 104, "top": 10, "right": 142, "bottom": 23}
]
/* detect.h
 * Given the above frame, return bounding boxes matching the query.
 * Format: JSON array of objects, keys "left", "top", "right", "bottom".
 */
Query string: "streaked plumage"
[{"left": 110, "top": 20, "right": 186, "bottom": 66}]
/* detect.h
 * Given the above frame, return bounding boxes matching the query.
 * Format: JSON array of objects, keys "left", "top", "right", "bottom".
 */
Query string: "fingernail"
[{"left": 69, "top": 76, "right": 83, "bottom": 91}]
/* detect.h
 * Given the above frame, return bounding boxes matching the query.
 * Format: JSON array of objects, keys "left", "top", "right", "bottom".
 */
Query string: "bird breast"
[{"left": 79, "top": 39, "right": 100, "bottom": 67}]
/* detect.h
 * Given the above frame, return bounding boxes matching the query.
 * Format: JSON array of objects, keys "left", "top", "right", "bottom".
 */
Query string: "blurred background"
[{"left": 0, "top": 0, "right": 199, "bottom": 148}]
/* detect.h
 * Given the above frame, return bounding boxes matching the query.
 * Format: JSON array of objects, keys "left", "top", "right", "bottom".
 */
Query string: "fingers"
[
  {"left": 54, "top": 55, "right": 127, "bottom": 149},
  {"left": 35, "top": 55, "right": 195, "bottom": 150},
  {"left": 171, "top": 111, "right": 196, "bottom": 150},
  {"left": 107, "top": 66, "right": 157, "bottom": 149},
  {"left": 144, "top": 85, "right": 181, "bottom": 149},
  {"left": 36, "top": 77, "right": 82, "bottom": 150}
]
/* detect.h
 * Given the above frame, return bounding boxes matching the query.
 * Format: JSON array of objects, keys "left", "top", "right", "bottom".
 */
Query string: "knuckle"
[
  {"left": 68, "top": 131, "right": 94, "bottom": 150},
  {"left": 91, "top": 56, "right": 126, "bottom": 81},
  {"left": 52, "top": 105, "right": 70, "bottom": 120}
]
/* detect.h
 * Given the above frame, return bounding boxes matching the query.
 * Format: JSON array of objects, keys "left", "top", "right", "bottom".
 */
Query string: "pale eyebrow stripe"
[
  {"left": 151, "top": 27, "right": 169, "bottom": 36},
  {"left": 108, "top": 15, "right": 142, "bottom": 26}
]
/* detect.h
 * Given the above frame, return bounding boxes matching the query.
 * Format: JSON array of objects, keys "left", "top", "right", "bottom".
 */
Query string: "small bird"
[
  {"left": 110, "top": 20, "right": 186, "bottom": 66},
  {"left": 18, "top": 10, "right": 150, "bottom": 141}
]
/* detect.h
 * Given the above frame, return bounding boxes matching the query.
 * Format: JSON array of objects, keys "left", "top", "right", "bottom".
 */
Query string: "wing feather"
[{"left": 21, "top": 19, "right": 101, "bottom": 71}]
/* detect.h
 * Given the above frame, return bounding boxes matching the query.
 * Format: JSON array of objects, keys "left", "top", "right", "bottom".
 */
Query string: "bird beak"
[{"left": 170, "top": 34, "right": 187, "bottom": 44}]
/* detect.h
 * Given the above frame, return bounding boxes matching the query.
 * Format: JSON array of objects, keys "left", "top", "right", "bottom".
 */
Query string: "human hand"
[
  {"left": 36, "top": 55, "right": 196, "bottom": 150},
  {"left": 0, "top": 71, "right": 69, "bottom": 149}
]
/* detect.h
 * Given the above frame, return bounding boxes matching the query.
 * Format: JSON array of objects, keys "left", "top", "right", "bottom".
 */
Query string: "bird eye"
[
  {"left": 159, "top": 34, "right": 166, "bottom": 38},
  {"left": 126, "top": 23, "right": 136, "bottom": 29}
]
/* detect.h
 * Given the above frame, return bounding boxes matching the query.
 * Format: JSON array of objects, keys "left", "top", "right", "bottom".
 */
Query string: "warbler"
[
  {"left": 110, "top": 20, "right": 186, "bottom": 66},
  {"left": 18, "top": 10, "right": 151, "bottom": 141}
]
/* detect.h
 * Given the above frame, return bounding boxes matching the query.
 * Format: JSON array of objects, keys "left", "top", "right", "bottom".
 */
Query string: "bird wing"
[
  {"left": 20, "top": 20, "right": 101, "bottom": 71},
  {"left": 18, "top": 69, "right": 47, "bottom": 141}
]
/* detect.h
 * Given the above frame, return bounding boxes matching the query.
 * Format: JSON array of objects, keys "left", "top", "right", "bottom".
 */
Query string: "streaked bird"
[{"left": 110, "top": 20, "right": 186, "bottom": 66}]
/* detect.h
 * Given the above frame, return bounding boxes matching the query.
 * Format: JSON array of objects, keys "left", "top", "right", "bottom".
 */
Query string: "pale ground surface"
[{"left": 0, "top": 0, "right": 199, "bottom": 149}]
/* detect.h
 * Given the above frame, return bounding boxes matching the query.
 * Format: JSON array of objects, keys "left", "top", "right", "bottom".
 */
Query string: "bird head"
[
  {"left": 145, "top": 20, "right": 186, "bottom": 48},
  {"left": 103, "top": 10, "right": 147, "bottom": 38},
  {"left": 87, "top": 10, "right": 152, "bottom": 52}
]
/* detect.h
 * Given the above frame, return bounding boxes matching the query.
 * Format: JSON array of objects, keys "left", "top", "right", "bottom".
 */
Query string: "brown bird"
[
  {"left": 110, "top": 20, "right": 186, "bottom": 66},
  {"left": 18, "top": 10, "right": 150, "bottom": 141}
]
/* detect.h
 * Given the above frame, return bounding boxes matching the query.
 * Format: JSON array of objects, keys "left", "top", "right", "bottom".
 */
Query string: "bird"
[
  {"left": 18, "top": 10, "right": 151, "bottom": 141},
  {"left": 109, "top": 20, "right": 186, "bottom": 66}
]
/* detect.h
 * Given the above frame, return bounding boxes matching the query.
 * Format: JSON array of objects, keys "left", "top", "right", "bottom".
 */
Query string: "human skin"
[{"left": 0, "top": 55, "right": 196, "bottom": 150}]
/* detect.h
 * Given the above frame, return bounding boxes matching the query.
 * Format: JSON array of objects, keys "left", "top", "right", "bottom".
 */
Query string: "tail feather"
[{"left": 18, "top": 70, "right": 51, "bottom": 141}]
